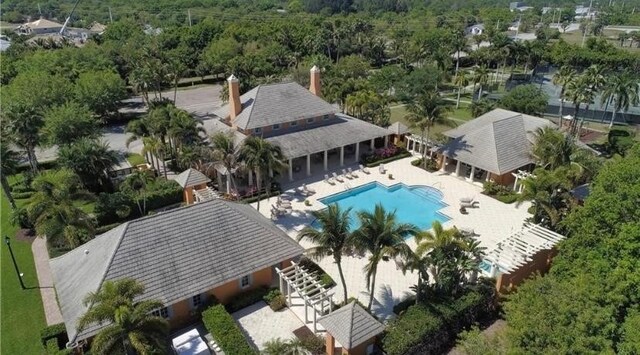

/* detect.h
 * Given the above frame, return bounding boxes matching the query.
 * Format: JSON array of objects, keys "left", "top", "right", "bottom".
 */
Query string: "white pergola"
[
  {"left": 511, "top": 170, "right": 535, "bottom": 193},
  {"left": 482, "top": 223, "right": 566, "bottom": 277},
  {"left": 275, "top": 261, "right": 335, "bottom": 332},
  {"left": 406, "top": 134, "right": 434, "bottom": 156}
]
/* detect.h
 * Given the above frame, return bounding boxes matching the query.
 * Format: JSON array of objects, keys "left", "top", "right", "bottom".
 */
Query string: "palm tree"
[
  {"left": 472, "top": 66, "right": 490, "bottom": 100},
  {"left": 239, "top": 136, "right": 287, "bottom": 211},
  {"left": 517, "top": 169, "right": 573, "bottom": 230},
  {"left": 210, "top": 131, "right": 240, "bottom": 194},
  {"left": 600, "top": 72, "right": 640, "bottom": 128},
  {"left": 4, "top": 106, "right": 42, "bottom": 173},
  {"left": 564, "top": 75, "right": 593, "bottom": 137},
  {"left": 405, "top": 90, "right": 455, "bottom": 167},
  {"left": 552, "top": 66, "right": 577, "bottom": 127},
  {"left": 583, "top": 65, "right": 607, "bottom": 119},
  {"left": 352, "top": 204, "right": 417, "bottom": 310},
  {"left": 453, "top": 71, "right": 469, "bottom": 109},
  {"left": 168, "top": 109, "right": 205, "bottom": 152},
  {"left": 57, "top": 138, "right": 120, "bottom": 190},
  {"left": 470, "top": 99, "right": 496, "bottom": 117},
  {"left": 451, "top": 32, "right": 470, "bottom": 74},
  {"left": 531, "top": 127, "right": 574, "bottom": 170},
  {"left": 297, "top": 204, "right": 353, "bottom": 304},
  {"left": 26, "top": 169, "right": 95, "bottom": 248},
  {"left": 77, "top": 278, "right": 169, "bottom": 355},
  {"left": 1, "top": 142, "right": 21, "bottom": 209},
  {"left": 142, "top": 136, "right": 166, "bottom": 178},
  {"left": 121, "top": 170, "right": 155, "bottom": 217}
]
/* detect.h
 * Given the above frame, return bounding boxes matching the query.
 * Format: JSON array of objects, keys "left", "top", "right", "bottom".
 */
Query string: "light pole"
[{"left": 5, "top": 236, "right": 26, "bottom": 290}]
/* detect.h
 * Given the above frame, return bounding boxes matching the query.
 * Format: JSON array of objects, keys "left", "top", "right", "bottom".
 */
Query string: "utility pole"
[
  {"left": 109, "top": 7, "right": 113, "bottom": 23},
  {"left": 5, "top": 236, "right": 26, "bottom": 290},
  {"left": 37, "top": 3, "right": 42, "bottom": 16},
  {"left": 581, "top": 0, "right": 594, "bottom": 47},
  {"left": 188, "top": 9, "right": 192, "bottom": 27}
]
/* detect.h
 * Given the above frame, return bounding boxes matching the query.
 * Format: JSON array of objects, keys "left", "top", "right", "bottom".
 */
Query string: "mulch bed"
[
  {"left": 580, "top": 128, "right": 605, "bottom": 143},
  {"left": 293, "top": 326, "right": 315, "bottom": 341},
  {"left": 14, "top": 229, "right": 36, "bottom": 243}
]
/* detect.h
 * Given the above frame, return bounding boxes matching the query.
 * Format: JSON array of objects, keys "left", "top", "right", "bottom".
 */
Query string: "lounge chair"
[
  {"left": 277, "top": 199, "right": 292, "bottom": 208},
  {"left": 459, "top": 197, "right": 479, "bottom": 208},
  {"left": 332, "top": 172, "right": 344, "bottom": 182},
  {"left": 347, "top": 167, "right": 357, "bottom": 178},
  {"left": 359, "top": 164, "right": 370, "bottom": 174},
  {"left": 342, "top": 168, "right": 353, "bottom": 179},
  {"left": 302, "top": 184, "right": 316, "bottom": 195},
  {"left": 379, "top": 164, "right": 386, "bottom": 174},
  {"left": 459, "top": 227, "right": 476, "bottom": 237},
  {"left": 324, "top": 174, "right": 335, "bottom": 184}
]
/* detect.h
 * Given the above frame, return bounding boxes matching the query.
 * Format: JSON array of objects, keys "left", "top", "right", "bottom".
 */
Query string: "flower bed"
[{"left": 361, "top": 146, "right": 410, "bottom": 167}]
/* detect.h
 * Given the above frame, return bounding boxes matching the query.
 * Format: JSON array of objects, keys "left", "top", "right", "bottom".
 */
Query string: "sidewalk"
[{"left": 32, "top": 237, "right": 64, "bottom": 325}]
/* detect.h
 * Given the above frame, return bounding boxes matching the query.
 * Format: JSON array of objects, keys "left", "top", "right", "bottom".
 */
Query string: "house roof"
[
  {"left": 387, "top": 122, "right": 410, "bottom": 135},
  {"left": 213, "top": 82, "right": 338, "bottom": 130},
  {"left": 265, "top": 114, "right": 390, "bottom": 159},
  {"left": 318, "top": 302, "right": 385, "bottom": 349},
  {"left": 24, "top": 18, "right": 63, "bottom": 29},
  {"left": 50, "top": 199, "right": 304, "bottom": 343},
  {"left": 174, "top": 168, "right": 211, "bottom": 188},
  {"left": 438, "top": 109, "right": 554, "bottom": 175}
]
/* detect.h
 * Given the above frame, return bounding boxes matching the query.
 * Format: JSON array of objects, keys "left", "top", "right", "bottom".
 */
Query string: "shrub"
[
  {"left": 496, "top": 194, "right": 518, "bottom": 204},
  {"left": 382, "top": 282, "right": 497, "bottom": 355},
  {"left": 202, "top": 305, "right": 257, "bottom": 354},
  {"left": 411, "top": 159, "right": 422, "bottom": 166},
  {"left": 95, "top": 222, "right": 123, "bottom": 235},
  {"left": 393, "top": 296, "right": 416, "bottom": 315},
  {"left": 10, "top": 206, "right": 33, "bottom": 229},
  {"left": 242, "top": 189, "right": 281, "bottom": 204},
  {"left": 225, "top": 287, "right": 270, "bottom": 313},
  {"left": 607, "top": 127, "right": 635, "bottom": 156},
  {"left": 364, "top": 151, "right": 412, "bottom": 167},
  {"left": 263, "top": 289, "right": 282, "bottom": 304},
  {"left": 411, "top": 158, "right": 438, "bottom": 171},
  {"left": 40, "top": 323, "right": 68, "bottom": 348},
  {"left": 299, "top": 335, "right": 325, "bottom": 355},
  {"left": 12, "top": 191, "right": 34, "bottom": 200},
  {"left": 10, "top": 183, "right": 33, "bottom": 193},
  {"left": 269, "top": 295, "right": 287, "bottom": 311}
]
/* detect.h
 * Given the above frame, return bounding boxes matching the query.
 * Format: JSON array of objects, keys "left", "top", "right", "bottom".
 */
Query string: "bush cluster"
[
  {"left": 383, "top": 281, "right": 497, "bottom": 355},
  {"left": 263, "top": 289, "right": 286, "bottom": 311},
  {"left": 40, "top": 323, "right": 68, "bottom": 349},
  {"left": 411, "top": 158, "right": 438, "bottom": 171},
  {"left": 361, "top": 146, "right": 408, "bottom": 165},
  {"left": 225, "top": 287, "right": 270, "bottom": 313},
  {"left": 483, "top": 181, "right": 517, "bottom": 204},
  {"left": 202, "top": 305, "right": 257, "bottom": 355}
]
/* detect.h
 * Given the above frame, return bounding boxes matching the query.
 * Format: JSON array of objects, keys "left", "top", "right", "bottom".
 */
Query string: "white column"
[
  {"left": 217, "top": 173, "right": 223, "bottom": 190},
  {"left": 468, "top": 166, "right": 476, "bottom": 181},
  {"left": 370, "top": 138, "right": 375, "bottom": 150},
  {"left": 287, "top": 282, "right": 292, "bottom": 306},
  {"left": 440, "top": 156, "right": 447, "bottom": 172},
  {"left": 340, "top": 146, "right": 344, "bottom": 167},
  {"left": 384, "top": 135, "right": 389, "bottom": 147},
  {"left": 306, "top": 154, "right": 311, "bottom": 176},
  {"left": 323, "top": 150, "right": 328, "bottom": 171},
  {"left": 455, "top": 160, "right": 461, "bottom": 176},
  {"left": 354, "top": 143, "right": 360, "bottom": 163},
  {"left": 485, "top": 171, "right": 491, "bottom": 182},
  {"left": 269, "top": 167, "right": 274, "bottom": 178},
  {"left": 288, "top": 159, "right": 293, "bottom": 181},
  {"left": 226, "top": 175, "right": 231, "bottom": 193},
  {"left": 248, "top": 170, "right": 253, "bottom": 186},
  {"left": 513, "top": 176, "right": 519, "bottom": 191}
]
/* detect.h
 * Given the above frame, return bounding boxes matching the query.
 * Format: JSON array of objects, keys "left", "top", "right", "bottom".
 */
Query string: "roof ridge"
[
  {"left": 348, "top": 302, "right": 356, "bottom": 347},
  {"left": 69, "top": 221, "right": 130, "bottom": 343},
  {"left": 242, "top": 85, "right": 260, "bottom": 129}
]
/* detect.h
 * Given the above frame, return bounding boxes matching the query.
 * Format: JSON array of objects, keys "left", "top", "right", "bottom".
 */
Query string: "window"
[
  {"left": 254, "top": 127, "right": 262, "bottom": 134},
  {"left": 240, "top": 275, "right": 251, "bottom": 289},
  {"left": 152, "top": 307, "right": 169, "bottom": 319},
  {"left": 272, "top": 124, "right": 280, "bottom": 130},
  {"left": 323, "top": 114, "right": 330, "bottom": 121},
  {"left": 290, "top": 121, "right": 298, "bottom": 127},
  {"left": 192, "top": 294, "right": 202, "bottom": 309},
  {"left": 307, "top": 117, "right": 314, "bottom": 123}
]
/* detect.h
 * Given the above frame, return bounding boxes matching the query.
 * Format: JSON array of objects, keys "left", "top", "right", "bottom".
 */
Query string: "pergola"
[
  {"left": 511, "top": 170, "right": 535, "bottom": 193},
  {"left": 193, "top": 187, "right": 220, "bottom": 203},
  {"left": 482, "top": 223, "right": 565, "bottom": 277},
  {"left": 275, "top": 261, "right": 335, "bottom": 332}
]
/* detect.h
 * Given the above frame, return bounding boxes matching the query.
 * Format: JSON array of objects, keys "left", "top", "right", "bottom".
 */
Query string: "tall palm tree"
[
  {"left": 297, "top": 204, "right": 353, "bottom": 304},
  {"left": 472, "top": 65, "right": 490, "bottom": 100},
  {"left": 121, "top": 170, "right": 155, "bottom": 217},
  {"left": 352, "top": 204, "right": 417, "bottom": 310},
  {"left": 564, "top": 75, "right": 593, "bottom": 137},
  {"left": 600, "top": 72, "right": 640, "bottom": 128},
  {"left": 451, "top": 32, "right": 470, "bottom": 74},
  {"left": 453, "top": 71, "right": 469, "bottom": 109},
  {"left": 517, "top": 169, "right": 573, "bottom": 230},
  {"left": 78, "top": 278, "right": 169, "bottom": 355},
  {"left": 4, "top": 106, "right": 42, "bottom": 173},
  {"left": 168, "top": 109, "right": 205, "bottom": 152},
  {"left": 531, "top": 127, "right": 574, "bottom": 170},
  {"left": 583, "top": 65, "right": 607, "bottom": 120},
  {"left": 552, "top": 66, "right": 577, "bottom": 127},
  {"left": 142, "top": 136, "right": 166, "bottom": 178},
  {"left": 210, "top": 131, "right": 240, "bottom": 194},
  {"left": 57, "top": 138, "right": 120, "bottom": 190},
  {"left": 1, "top": 142, "right": 21, "bottom": 209},
  {"left": 239, "top": 136, "right": 287, "bottom": 211},
  {"left": 405, "top": 90, "right": 455, "bottom": 167},
  {"left": 26, "top": 169, "right": 95, "bottom": 248}
]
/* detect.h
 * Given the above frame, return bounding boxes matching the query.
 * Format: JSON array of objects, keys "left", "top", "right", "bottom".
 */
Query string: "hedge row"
[
  {"left": 45, "top": 339, "right": 71, "bottom": 355},
  {"left": 364, "top": 152, "right": 412, "bottom": 168},
  {"left": 242, "top": 189, "right": 281, "bottom": 204},
  {"left": 40, "top": 323, "right": 68, "bottom": 348},
  {"left": 382, "top": 281, "right": 497, "bottom": 355},
  {"left": 202, "top": 305, "right": 257, "bottom": 355}
]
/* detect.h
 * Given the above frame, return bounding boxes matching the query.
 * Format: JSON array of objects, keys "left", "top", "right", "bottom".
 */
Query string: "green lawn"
[
  {"left": 0, "top": 193, "right": 47, "bottom": 353},
  {"left": 127, "top": 153, "right": 146, "bottom": 166},
  {"left": 559, "top": 30, "right": 640, "bottom": 53}
]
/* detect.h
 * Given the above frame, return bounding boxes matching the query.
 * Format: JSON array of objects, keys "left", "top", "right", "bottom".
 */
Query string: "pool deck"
[{"left": 251, "top": 156, "right": 531, "bottom": 323}]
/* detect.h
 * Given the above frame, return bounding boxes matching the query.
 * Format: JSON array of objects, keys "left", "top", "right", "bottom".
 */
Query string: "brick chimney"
[
  {"left": 309, "top": 65, "right": 321, "bottom": 97},
  {"left": 228, "top": 74, "right": 242, "bottom": 120}
]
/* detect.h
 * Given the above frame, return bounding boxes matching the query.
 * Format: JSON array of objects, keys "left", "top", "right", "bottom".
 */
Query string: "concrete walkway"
[{"left": 32, "top": 237, "right": 64, "bottom": 325}]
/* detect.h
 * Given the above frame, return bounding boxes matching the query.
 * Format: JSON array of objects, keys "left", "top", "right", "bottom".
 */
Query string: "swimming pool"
[{"left": 317, "top": 182, "right": 450, "bottom": 231}]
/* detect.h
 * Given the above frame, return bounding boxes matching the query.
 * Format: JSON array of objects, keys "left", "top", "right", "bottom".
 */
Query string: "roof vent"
[{"left": 84, "top": 249, "right": 89, "bottom": 255}]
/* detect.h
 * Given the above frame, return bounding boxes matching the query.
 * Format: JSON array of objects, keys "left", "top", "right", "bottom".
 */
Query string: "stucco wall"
[{"left": 495, "top": 248, "right": 557, "bottom": 292}]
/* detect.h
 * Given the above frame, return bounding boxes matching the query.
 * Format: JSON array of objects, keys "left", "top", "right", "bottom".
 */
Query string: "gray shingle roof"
[
  {"left": 318, "top": 302, "right": 385, "bottom": 349},
  {"left": 387, "top": 122, "right": 410, "bottom": 135},
  {"left": 438, "top": 109, "right": 554, "bottom": 175},
  {"left": 174, "top": 168, "right": 211, "bottom": 188},
  {"left": 50, "top": 199, "right": 304, "bottom": 343},
  {"left": 266, "top": 114, "right": 391, "bottom": 159},
  {"left": 213, "top": 82, "right": 338, "bottom": 130}
]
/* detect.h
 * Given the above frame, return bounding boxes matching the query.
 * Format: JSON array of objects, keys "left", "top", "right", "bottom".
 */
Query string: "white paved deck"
[
  {"left": 252, "top": 156, "right": 531, "bottom": 324},
  {"left": 232, "top": 301, "right": 304, "bottom": 350}
]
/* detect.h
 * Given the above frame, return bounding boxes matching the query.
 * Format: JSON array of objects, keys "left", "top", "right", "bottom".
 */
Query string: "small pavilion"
[
  {"left": 174, "top": 168, "right": 214, "bottom": 204},
  {"left": 387, "top": 122, "right": 411, "bottom": 145},
  {"left": 318, "top": 301, "right": 385, "bottom": 355}
]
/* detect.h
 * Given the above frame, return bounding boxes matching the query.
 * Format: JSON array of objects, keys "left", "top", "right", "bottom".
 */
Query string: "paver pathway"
[{"left": 32, "top": 237, "right": 64, "bottom": 325}]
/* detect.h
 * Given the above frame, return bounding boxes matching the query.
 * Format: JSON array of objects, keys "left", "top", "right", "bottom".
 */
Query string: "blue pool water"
[{"left": 316, "top": 182, "right": 450, "bottom": 232}]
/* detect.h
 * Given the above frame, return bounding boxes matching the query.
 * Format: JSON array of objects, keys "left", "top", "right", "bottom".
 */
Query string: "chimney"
[
  {"left": 309, "top": 65, "right": 321, "bottom": 97},
  {"left": 228, "top": 74, "right": 242, "bottom": 120}
]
